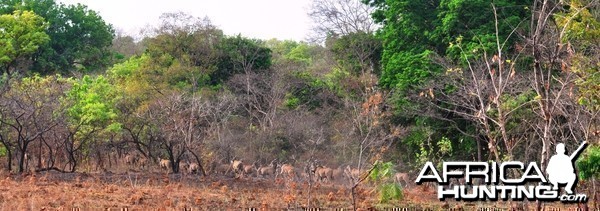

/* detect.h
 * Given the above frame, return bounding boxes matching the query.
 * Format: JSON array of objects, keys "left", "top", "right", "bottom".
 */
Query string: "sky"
[{"left": 56, "top": 0, "right": 313, "bottom": 41}]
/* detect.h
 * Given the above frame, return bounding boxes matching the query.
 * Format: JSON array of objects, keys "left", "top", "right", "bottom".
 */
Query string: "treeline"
[
  {"left": 0, "top": 0, "right": 391, "bottom": 175},
  {"left": 0, "top": 0, "right": 598, "bottom": 185}
]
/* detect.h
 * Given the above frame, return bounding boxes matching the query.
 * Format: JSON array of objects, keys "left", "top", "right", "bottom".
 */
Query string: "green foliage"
[
  {"left": 379, "top": 50, "right": 440, "bottom": 92},
  {"left": 576, "top": 144, "right": 600, "bottom": 180},
  {"left": 322, "top": 66, "right": 361, "bottom": 98},
  {"left": 215, "top": 35, "right": 272, "bottom": 83},
  {"left": 366, "top": 0, "right": 440, "bottom": 91},
  {"left": 329, "top": 32, "right": 382, "bottom": 75},
  {"left": 287, "top": 72, "right": 334, "bottom": 110},
  {"left": 369, "top": 160, "right": 403, "bottom": 203},
  {"left": 437, "top": 0, "right": 527, "bottom": 60},
  {"left": 408, "top": 122, "right": 456, "bottom": 168},
  {"left": 106, "top": 53, "right": 163, "bottom": 108},
  {"left": 283, "top": 93, "right": 300, "bottom": 109},
  {"left": 367, "top": 0, "right": 528, "bottom": 90},
  {"left": 285, "top": 43, "right": 312, "bottom": 65},
  {"left": 0, "top": 10, "right": 49, "bottom": 73},
  {"left": 554, "top": 0, "right": 600, "bottom": 46},
  {"left": 437, "top": 136, "right": 453, "bottom": 155},
  {"left": 108, "top": 54, "right": 149, "bottom": 78},
  {"left": 366, "top": 0, "right": 531, "bottom": 167},
  {"left": 1, "top": 0, "right": 115, "bottom": 74},
  {"left": 143, "top": 14, "right": 223, "bottom": 90},
  {"left": 574, "top": 56, "right": 600, "bottom": 111},
  {"left": 378, "top": 183, "right": 403, "bottom": 203},
  {"left": 0, "top": 146, "right": 6, "bottom": 157},
  {"left": 67, "top": 75, "right": 121, "bottom": 132},
  {"left": 556, "top": 0, "right": 600, "bottom": 112}
]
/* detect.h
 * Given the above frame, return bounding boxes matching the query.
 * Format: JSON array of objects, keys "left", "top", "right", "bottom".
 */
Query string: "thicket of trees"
[{"left": 0, "top": 0, "right": 598, "bottom": 193}]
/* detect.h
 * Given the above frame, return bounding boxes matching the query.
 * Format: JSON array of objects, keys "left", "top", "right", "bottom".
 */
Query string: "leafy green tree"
[
  {"left": 215, "top": 35, "right": 272, "bottom": 84},
  {"left": 329, "top": 31, "right": 381, "bottom": 76},
  {"left": 434, "top": 0, "right": 528, "bottom": 60},
  {"left": 364, "top": 0, "right": 532, "bottom": 164},
  {"left": 0, "top": 10, "right": 49, "bottom": 76},
  {"left": 368, "top": 161, "right": 403, "bottom": 203},
  {"left": 1, "top": 0, "right": 115, "bottom": 74},
  {"left": 365, "top": 0, "right": 440, "bottom": 91},
  {"left": 63, "top": 75, "right": 121, "bottom": 172},
  {"left": 285, "top": 43, "right": 313, "bottom": 65},
  {"left": 107, "top": 53, "right": 165, "bottom": 162},
  {"left": 365, "top": 0, "right": 528, "bottom": 91},
  {"left": 556, "top": 0, "right": 600, "bottom": 112},
  {"left": 145, "top": 12, "right": 223, "bottom": 89},
  {"left": 577, "top": 145, "right": 600, "bottom": 180}
]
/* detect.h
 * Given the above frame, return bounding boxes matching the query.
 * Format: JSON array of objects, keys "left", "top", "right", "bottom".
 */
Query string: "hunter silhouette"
[{"left": 546, "top": 142, "right": 587, "bottom": 195}]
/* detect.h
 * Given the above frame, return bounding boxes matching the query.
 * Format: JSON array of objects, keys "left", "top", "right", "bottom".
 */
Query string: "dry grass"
[
  {"left": 0, "top": 171, "right": 360, "bottom": 210},
  {"left": 0, "top": 171, "right": 591, "bottom": 210}
]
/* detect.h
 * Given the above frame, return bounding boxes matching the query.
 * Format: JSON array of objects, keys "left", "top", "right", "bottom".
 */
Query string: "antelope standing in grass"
[
  {"left": 332, "top": 166, "right": 344, "bottom": 183},
  {"left": 230, "top": 159, "right": 244, "bottom": 178},
  {"left": 242, "top": 162, "right": 256, "bottom": 177},
  {"left": 188, "top": 163, "right": 200, "bottom": 174},
  {"left": 344, "top": 165, "right": 361, "bottom": 183},
  {"left": 394, "top": 172, "right": 411, "bottom": 188},
  {"left": 257, "top": 160, "right": 277, "bottom": 178},
  {"left": 315, "top": 166, "right": 333, "bottom": 183},
  {"left": 280, "top": 164, "right": 296, "bottom": 180},
  {"left": 159, "top": 159, "right": 171, "bottom": 172},
  {"left": 137, "top": 157, "right": 148, "bottom": 170},
  {"left": 213, "top": 163, "right": 232, "bottom": 176},
  {"left": 179, "top": 161, "right": 190, "bottom": 174},
  {"left": 124, "top": 154, "right": 138, "bottom": 166}
]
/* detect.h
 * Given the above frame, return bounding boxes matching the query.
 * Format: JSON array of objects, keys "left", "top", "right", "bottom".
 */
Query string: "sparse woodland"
[{"left": 0, "top": 0, "right": 599, "bottom": 209}]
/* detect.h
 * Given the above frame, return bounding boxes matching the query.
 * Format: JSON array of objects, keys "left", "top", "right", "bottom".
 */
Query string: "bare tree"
[
  {"left": 308, "top": 0, "right": 379, "bottom": 41},
  {"left": 143, "top": 93, "right": 194, "bottom": 173},
  {"left": 526, "top": 0, "right": 600, "bottom": 173},
  {"left": 0, "top": 76, "right": 66, "bottom": 172}
]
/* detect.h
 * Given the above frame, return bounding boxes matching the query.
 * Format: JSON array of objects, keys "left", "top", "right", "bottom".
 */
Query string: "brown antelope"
[
  {"left": 280, "top": 164, "right": 296, "bottom": 180},
  {"left": 332, "top": 166, "right": 344, "bottom": 182},
  {"left": 179, "top": 161, "right": 190, "bottom": 174},
  {"left": 394, "top": 172, "right": 411, "bottom": 188},
  {"left": 230, "top": 159, "right": 244, "bottom": 177},
  {"left": 242, "top": 162, "right": 255, "bottom": 177},
  {"left": 213, "top": 163, "right": 232, "bottom": 176},
  {"left": 159, "top": 159, "right": 171, "bottom": 172},
  {"left": 344, "top": 165, "right": 360, "bottom": 183},
  {"left": 257, "top": 161, "right": 277, "bottom": 178},
  {"left": 124, "top": 154, "right": 138, "bottom": 166},
  {"left": 137, "top": 157, "right": 148, "bottom": 170},
  {"left": 188, "top": 163, "right": 199, "bottom": 174},
  {"left": 315, "top": 166, "right": 333, "bottom": 183},
  {"left": 448, "top": 170, "right": 466, "bottom": 187}
]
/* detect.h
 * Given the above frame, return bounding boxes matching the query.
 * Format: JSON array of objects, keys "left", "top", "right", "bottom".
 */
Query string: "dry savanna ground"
[{"left": 0, "top": 169, "right": 593, "bottom": 210}]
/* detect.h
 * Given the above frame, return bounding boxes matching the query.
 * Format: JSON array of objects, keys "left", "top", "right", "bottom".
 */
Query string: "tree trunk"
[
  {"left": 6, "top": 147, "right": 12, "bottom": 172},
  {"left": 42, "top": 137, "right": 54, "bottom": 169},
  {"left": 18, "top": 143, "right": 28, "bottom": 173}
]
